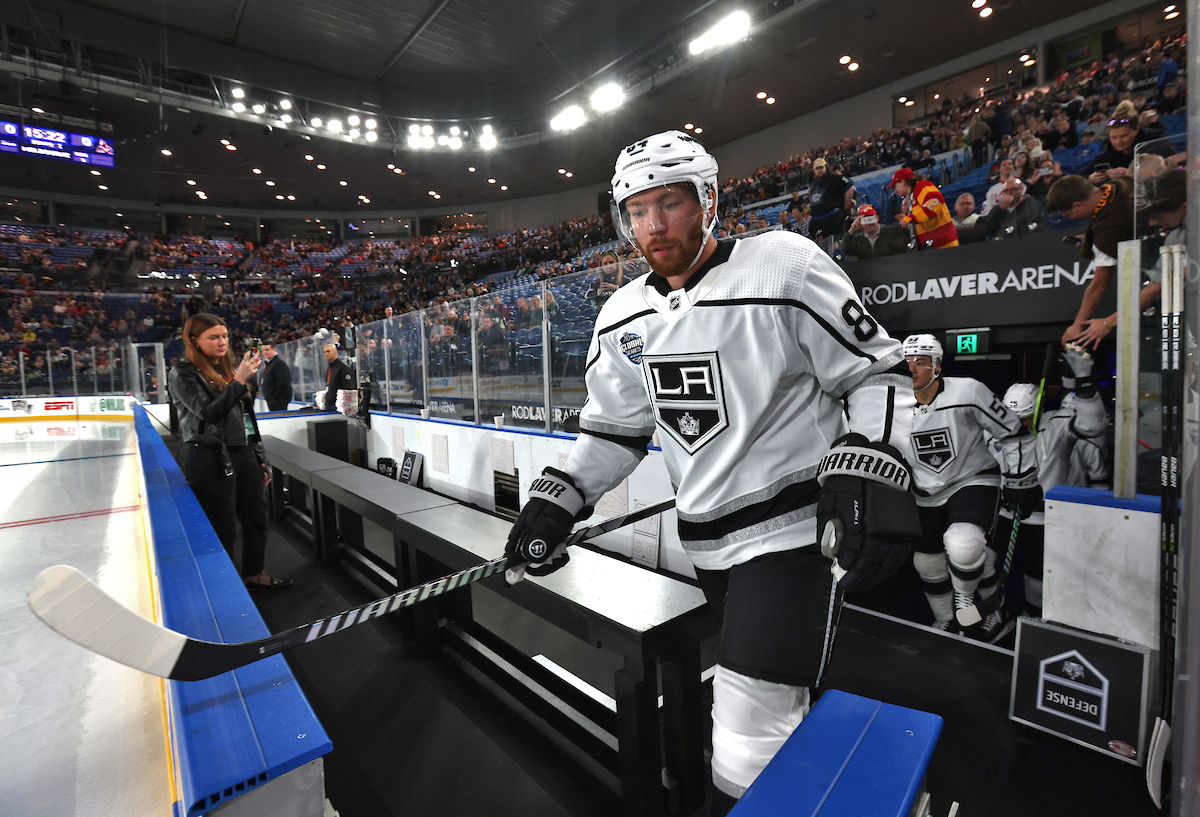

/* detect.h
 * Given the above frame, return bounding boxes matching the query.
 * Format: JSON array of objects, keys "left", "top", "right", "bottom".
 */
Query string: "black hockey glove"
[
  {"left": 1002, "top": 471, "right": 1043, "bottom": 520},
  {"left": 1060, "top": 342, "right": 1095, "bottom": 398},
  {"left": 816, "top": 434, "right": 921, "bottom": 593},
  {"left": 504, "top": 467, "right": 589, "bottom": 586}
]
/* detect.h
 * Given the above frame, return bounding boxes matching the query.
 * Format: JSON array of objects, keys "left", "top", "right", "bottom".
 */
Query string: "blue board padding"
[
  {"left": 133, "top": 408, "right": 331, "bottom": 816},
  {"left": 1045, "top": 485, "right": 1162, "bottom": 514},
  {"left": 731, "top": 690, "right": 942, "bottom": 817}
]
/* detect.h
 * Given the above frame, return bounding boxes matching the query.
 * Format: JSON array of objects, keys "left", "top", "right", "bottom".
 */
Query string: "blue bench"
[
  {"left": 731, "top": 690, "right": 941, "bottom": 817},
  {"left": 133, "top": 408, "right": 332, "bottom": 816}
]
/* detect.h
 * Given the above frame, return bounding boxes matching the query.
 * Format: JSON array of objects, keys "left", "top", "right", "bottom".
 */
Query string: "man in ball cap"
[
  {"left": 888, "top": 167, "right": 959, "bottom": 250},
  {"left": 840, "top": 203, "right": 910, "bottom": 259}
]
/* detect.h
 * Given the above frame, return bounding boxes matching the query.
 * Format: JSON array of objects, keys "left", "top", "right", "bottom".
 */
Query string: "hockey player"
[
  {"left": 997, "top": 344, "right": 1110, "bottom": 617},
  {"left": 904, "top": 334, "right": 1038, "bottom": 639},
  {"left": 501, "top": 131, "right": 920, "bottom": 815}
]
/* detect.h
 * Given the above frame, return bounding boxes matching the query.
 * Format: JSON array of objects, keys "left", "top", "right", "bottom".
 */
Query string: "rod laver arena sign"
[{"left": 840, "top": 232, "right": 1120, "bottom": 334}]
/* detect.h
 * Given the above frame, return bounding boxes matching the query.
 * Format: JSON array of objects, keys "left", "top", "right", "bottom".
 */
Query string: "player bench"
[
  {"left": 730, "top": 689, "right": 942, "bottom": 817},
  {"left": 263, "top": 434, "right": 717, "bottom": 817},
  {"left": 134, "top": 410, "right": 332, "bottom": 817}
]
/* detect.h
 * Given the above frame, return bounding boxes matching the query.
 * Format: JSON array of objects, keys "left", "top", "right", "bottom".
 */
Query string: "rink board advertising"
[
  {"left": 842, "top": 231, "right": 1118, "bottom": 335},
  {"left": 0, "top": 121, "right": 115, "bottom": 167},
  {"left": 1010, "top": 618, "right": 1151, "bottom": 766}
]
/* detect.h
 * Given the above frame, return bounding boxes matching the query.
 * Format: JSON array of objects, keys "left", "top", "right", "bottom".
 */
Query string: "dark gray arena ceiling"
[{"left": 1, "top": 0, "right": 1121, "bottom": 213}]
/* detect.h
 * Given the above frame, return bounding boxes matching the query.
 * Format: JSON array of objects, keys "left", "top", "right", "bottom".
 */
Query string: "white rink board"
[{"left": 1044, "top": 495, "right": 1159, "bottom": 650}]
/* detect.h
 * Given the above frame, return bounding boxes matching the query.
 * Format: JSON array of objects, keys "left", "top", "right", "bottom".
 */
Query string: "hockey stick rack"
[
  {"left": 27, "top": 497, "right": 675, "bottom": 682},
  {"left": 957, "top": 343, "right": 1056, "bottom": 628},
  {"left": 1147, "top": 244, "right": 1184, "bottom": 807}
]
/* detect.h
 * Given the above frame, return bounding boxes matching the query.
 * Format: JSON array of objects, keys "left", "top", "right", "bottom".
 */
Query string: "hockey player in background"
[
  {"left": 904, "top": 334, "right": 1038, "bottom": 640},
  {"left": 996, "top": 344, "right": 1110, "bottom": 618},
  {"left": 501, "top": 131, "right": 921, "bottom": 815}
]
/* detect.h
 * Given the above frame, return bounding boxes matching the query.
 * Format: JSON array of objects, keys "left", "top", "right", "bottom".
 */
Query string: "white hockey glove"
[
  {"left": 504, "top": 468, "right": 591, "bottom": 585},
  {"left": 1059, "top": 342, "right": 1096, "bottom": 398},
  {"left": 816, "top": 434, "right": 921, "bottom": 593}
]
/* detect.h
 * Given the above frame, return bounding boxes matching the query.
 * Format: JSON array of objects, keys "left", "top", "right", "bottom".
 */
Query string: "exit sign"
[{"left": 946, "top": 327, "right": 991, "bottom": 355}]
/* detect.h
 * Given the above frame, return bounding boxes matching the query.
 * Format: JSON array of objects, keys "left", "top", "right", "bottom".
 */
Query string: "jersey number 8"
[{"left": 841, "top": 299, "right": 879, "bottom": 342}]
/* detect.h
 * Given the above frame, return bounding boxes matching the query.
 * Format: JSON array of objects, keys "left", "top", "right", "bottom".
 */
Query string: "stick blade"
[
  {"left": 1147, "top": 717, "right": 1170, "bottom": 808},
  {"left": 27, "top": 565, "right": 187, "bottom": 680}
]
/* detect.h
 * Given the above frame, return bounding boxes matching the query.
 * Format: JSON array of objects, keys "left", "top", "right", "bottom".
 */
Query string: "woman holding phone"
[{"left": 169, "top": 313, "right": 292, "bottom": 590}]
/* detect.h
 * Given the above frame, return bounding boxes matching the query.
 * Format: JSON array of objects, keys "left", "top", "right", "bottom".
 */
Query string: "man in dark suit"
[
  {"left": 258, "top": 342, "right": 292, "bottom": 412},
  {"left": 323, "top": 343, "right": 356, "bottom": 412}
]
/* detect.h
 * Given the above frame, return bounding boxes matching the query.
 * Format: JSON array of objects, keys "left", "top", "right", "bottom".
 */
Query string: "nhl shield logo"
[
  {"left": 912, "top": 428, "right": 955, "bottom": 472},
  {"left": 643, "top": 351, "right": 728, "bottom": 454}
]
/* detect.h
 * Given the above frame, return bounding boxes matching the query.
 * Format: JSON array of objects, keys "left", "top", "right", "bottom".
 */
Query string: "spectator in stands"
[
  {"left": 966, "top": 111, "right": 992, "bottom": 167},
  {"left": 807, "top": 158, "right": 855, "bottom": 249},
  {"left": 755, "top": 216, "right": 769, "bottom": 231},
  {"left": 1046, "top": 174, "right": 1151, "bottom": 349},
  {"left": 982, "top": 158, "right": 1018, "bottom": 214},
  {"left": 888, "top": 168, "right": 959, "bottom": 250},
  {"left": 1027, "top": 155, "right": 1064, "bottom": 202},
  {"left": 528, "top": 294, "right": 545, "bottom": 327},
  {"left": 477, "top": 314, "right": 508, "bottom": 373},
  {"left": 586, "top": 254, "right": 623, "bottom": 307},
  {"left": 1012, "top": 151, "right": 1034, "bottom": 183},
  {"left": 777, "top": 209, "right": 801, "bottom": 235},
  {"left": 839, "top": 204, "right": 909, "bottom": 260},
  {"left": 982, "top": 179, "right": 1047, "bottom": 240},
  {"left": 1084, "top": 105, "right": 1181, "bottom": 182},
  {"left": 1139, "top": 107, "right": 1169, "bottom": 142},
  {"left": 1042, "top": 113, "right": 1079, "bottom": 153},
  {"left": 258, "top": 342, "right": 292, "bottom": 412},
  {"left": 1157, "top": 49, "right": 1179, "bottom": 89},
  {"left": 169, "top": 314, "right": 290, "bottom": 591},
  {"left": 514, "top": 297, "right": 534, "bottom": 329},
  {"left": 542, "top": 290, "right": 563, "bottom": 324},
  {"left": 1154, "top": 82, "right": 1182, "bottom": 115},
  {"left": 953, "top": 194, "right": 981, "bottom": 229}
]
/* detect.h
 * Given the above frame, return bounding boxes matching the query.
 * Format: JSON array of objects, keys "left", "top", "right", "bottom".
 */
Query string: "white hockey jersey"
[
  {"left": 992, "top": 392, "right": 1111, "bottom": 523},
  {"left": 565, "top": 233, "right": 914, "bottom": 570},
  {"left": 910, "top": 376, "right": 1034, "bottom": 507}
]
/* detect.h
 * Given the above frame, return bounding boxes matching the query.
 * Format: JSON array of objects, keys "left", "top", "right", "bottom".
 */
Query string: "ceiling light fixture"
[
  {"left": 899, "top": 96, "right": 907, "bottom": 103},
  {"left": 225, "top": 144, "right": 237, "bottom": 150},
  {"left": 565, "top": 172, "right": 572, "bottom": 178},
  {"left": 766, "top": 97, "right": 775, "bottom": 104},
  {"left": 500, "top": 185, "right": 508, "bottom": 191},
  {"left": 32, "top": 106, "right": 45, "bottom": 114},
  {"left": 365, "top": 119, "right": 377, "bottom": 129},
  {"left": 684, "top": 123, "right": 695, "bottom": 130},
  {"left": 694, "top": 127, "right": 703, "bottom": 134},
  {"left": 392, "top": 167, "right": 402, "bottom": 173},
  {"left": 558, "top": 168, "right": 566, "bottom": 174},
  {"left": 348, "top": 115, "right": 360, "bottom": 127},
  {"left": 449, "top": 126, "right": 461, "bottom": 136},
  {"left": 316, "top": 164, "right": 326, "bottom": 169},
  {"left": 468, "top": 166, "right": 476, "bottom": 172},
  {"left": 448, "top": 136, "right": 462, "bottom": 149},
  {"left": 287, "top": 195, "right": 296, "bottom": 201},
  {"left": 340, "top": 180, "right": 348, "bottom": 186},
  {"left": 591, "top": 83, "right": 625, "bottom": 111},
  {"left": 550, "top": 105, "right": 586, "bottom": 132},
  {"left": 1019, "top": 53, "right": 1030, "bottom": 61},
  {"left": 756, "top": 91, "right": 767, "bottom": 99},
  {"left": 365, "top": 131, "right": 378, "bottom": 142},
  {"left": 276, "top": 194, "right": 284, "bottom": 200},
  {"left": 1166, "top": 10, "right": 1179, "bottom": 18},
  {"left": 428, "top": 190, "right": 437, "bottom": 196},
  {"left": 279, "top": 98, "right": 292, "bottom": 110},
  {"left": 479, "top": 131, "right": 497, "bottom": 149},
  {"left": 349, "top": 128, "right": 360, "bottom": 138},
  {"left": 311, "top": 116, "right": 323, "bottom": 127},
  {"left": 437, "top": 134, "right": 449, "bottom": 146},
  {"left": 266, "top": 180, "right": 276, "bottom": 186},
  {"left": 979, "top": 7, "right": 993, "bottom": 16},
  {"left": 689, "top": 10, "right": 751, "bottom": 55},
  {"left": 488, "top": 178, "right": 497, "bottom": 184},
  {"left": 252, "top": 167, "right": 262, "bottom": 174},
  {"left": 231, "top": 87, "right": 245, "bottom": 99},
  {"left": 421, "top": 125, "right": 433, "bottom": 136},
  {"left": 159, "top": 148, "right": 172, "bottom": 156},
  {"left": 840, "top": 55, "right": 852, "bottom": 65},
  {"left": 280, "top": 113, "right": 293, "bottom": 123},
  {"left": 327, "top": 120, "right": 342, "bottom": 133},
  {"left": 231, "top": 102, "right": 246, "bottom": 112},
  {"left": 848, "top": 62, "right": 859, "bottom": 71},
  {"left": 187, "top": 179, "right": 197, "bottom": 185},
  {"left": 90, "top": 169, "right": 101, "bottom": 176},
  {"left": 98, "top": 184, "right": 108, "bottom": 190},
  {"left": 252, "top": 103, "right": 266, "bottom": 114},
  {"left": 304, "top": 154, "right": 314, "bottom": 161}
]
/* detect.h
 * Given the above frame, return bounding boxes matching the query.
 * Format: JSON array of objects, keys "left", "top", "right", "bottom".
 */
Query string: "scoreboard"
[{"left": 0, "top": 121, "right": 115, "bottom": 167}]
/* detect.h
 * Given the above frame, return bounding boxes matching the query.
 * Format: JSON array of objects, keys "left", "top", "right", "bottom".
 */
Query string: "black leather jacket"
[{"left": 168, "top": 359, "right": 267, "bottom": 468}]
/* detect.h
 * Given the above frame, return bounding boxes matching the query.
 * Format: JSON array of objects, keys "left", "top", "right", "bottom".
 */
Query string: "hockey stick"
[
  {"left": 957, "top": 343, "right": 1055, "bottom": 628},
  {"left": 1147, "top": 244, "right": 1183, "bottom": 808},
  {"left": 26, "top": 497, "right": 675, "bottom": 682}
]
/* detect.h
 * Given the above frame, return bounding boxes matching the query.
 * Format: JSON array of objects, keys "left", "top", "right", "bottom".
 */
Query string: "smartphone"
[
  {"left": 1094, "top": 163, "right": 1111, "bottom": 173},
  {"left": 249, "top": 337, "right": 262, "bottom": 356},
  {"left": 1037, "top": 167, "right": 1052, "bottom": 176}
]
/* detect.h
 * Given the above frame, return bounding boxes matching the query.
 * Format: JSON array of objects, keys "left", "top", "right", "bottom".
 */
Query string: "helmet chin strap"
[{"left": 682, "top": 204, "right": 718, "bottom": 273}]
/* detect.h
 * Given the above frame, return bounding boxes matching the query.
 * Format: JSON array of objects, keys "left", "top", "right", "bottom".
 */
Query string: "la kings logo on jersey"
[
  {"left": 642, "top": 351, "right": 728, "bottom": 454},
  {"left": 912, "top": 428, "right": 955, "bottom": 472}
]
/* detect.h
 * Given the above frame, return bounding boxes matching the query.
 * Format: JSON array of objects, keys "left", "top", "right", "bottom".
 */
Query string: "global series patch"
[{"left": 620, "top": 332, "right": 644, "bottom": 365}]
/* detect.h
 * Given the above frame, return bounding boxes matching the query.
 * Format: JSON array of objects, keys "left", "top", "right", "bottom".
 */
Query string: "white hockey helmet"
[
  {"left": 1004, "top": 383, "right": 1039, "bottom": 419},
  {"left": 610, "top": 130, "right": 719, "bottom": 246},
  {"left": 903, "top": 334, "right": 943, "bottom": 367}
]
